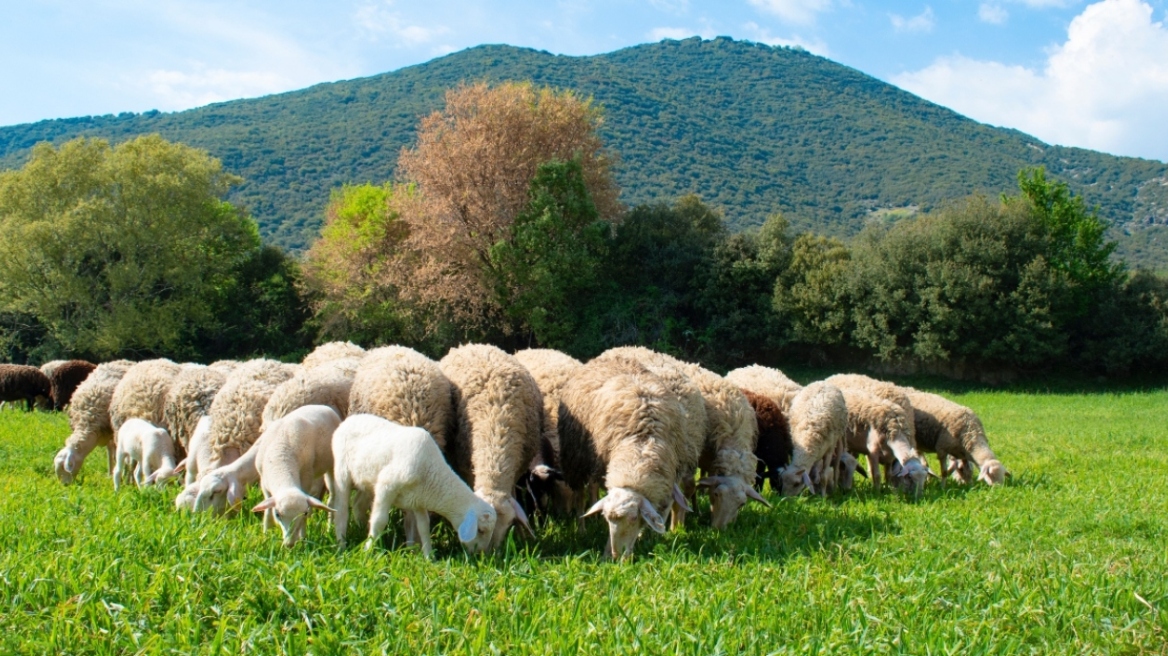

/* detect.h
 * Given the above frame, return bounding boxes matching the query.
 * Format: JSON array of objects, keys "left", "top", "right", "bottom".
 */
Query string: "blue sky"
[{"left": 2, "top": 0, "right": 1167, "bottom": 162}]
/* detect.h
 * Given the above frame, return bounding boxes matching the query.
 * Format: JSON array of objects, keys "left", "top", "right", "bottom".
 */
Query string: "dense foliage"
[
  {"left": 0, "top": 136, "right": 310, "bottom": 363},
  {"left": 1, "top": 39, "right": 1164, "bottom": 265}
]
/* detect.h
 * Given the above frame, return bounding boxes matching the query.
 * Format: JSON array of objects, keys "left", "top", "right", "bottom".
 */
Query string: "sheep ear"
[
  {"left": 173, "top": 459, "right": 187, "bottom": 475},
  {"left": 251, "top": 498, "right": 276, "bottom": 513},
  {"left": 582, "top": 498, "right": 606, "bottom": 518},
  {"left": 144, "top": 471, "right": 159, "bottom": 485},
  {"left": 307, "top": 496, "right": 334, "bottom": 513},
  {"left": 510, "top": 497, "right": 535, "bottom": 539},
  {"left": 746, "top": 485, "right": 771, "bottom": 507},
  {"left": 978, "top": 469, "right": 996, "bottom": 485},
  {"left": 532, "top": 464, "right": 562, "bottom": 482},
  {"left": 855, "top": 464, "right": 869, "bottom": 478},
  {"left": 639, "top": 498, "right": 666, "bottom": 535},
  {"left": 801, "top": 470, "right": 813, "bottom": 492},
  {"left": 457, "top": 512, "right": 478, "bottom": 543},
  {"left": 927, "top": 468, "right": 941, "bottom": 479},
  {"left": 672, "top": 484, "right": 693, "bottom": 513},
  {"left": 890, "top": 461, "right": 903, "bottom": 477},
  {"left": 64, "top": 453, "right": 77, "bottom": 474},
  {"left": 227, "top": 480, "right": 243, "bottom": 507},
  {"left": 696, "top": 478, "right": 715, "bottom": 488}
]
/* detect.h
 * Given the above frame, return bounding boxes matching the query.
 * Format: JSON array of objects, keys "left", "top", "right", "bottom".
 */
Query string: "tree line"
[{"left": 2, "top": 83, "right": 1165, "bottom": 379}]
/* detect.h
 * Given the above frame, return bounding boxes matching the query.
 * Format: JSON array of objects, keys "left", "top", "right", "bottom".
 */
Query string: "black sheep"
[
  {"left": 741, "top": 389, "right": 793, "bottom": 493},
  {"left": 44, "top": 360, "right": 97, "bottom": 411},
  {"left": 0, "top": 364, "right": 52, "bottom": 411}
]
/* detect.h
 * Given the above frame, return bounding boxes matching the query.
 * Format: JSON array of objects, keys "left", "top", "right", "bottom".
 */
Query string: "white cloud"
[
  {"left": 647, "top": 25, "right": 717, "bottom": 40},
  {"left": 890, "top": 6, "right": 935, "bottom": 33},
  {"left": 741, "top": 21, "right": 831, "bottom": 55},
  {"left": 648, "top": 0, "right": 690, "bottom": 14},
  {"left": 894, "top": 0, "right": 1168, "bottom": 161},
  {"left": 1015, "top": 0, "right": 1078, "bottom": 7},
  {"left": 979, "top": 3, "right": 1009, "bottom": 23},
  {"left": 143, "top": 66, "right": 289, "bottom": 109},
  {"left": 355, "top": 1, "right": 448, "bottom": 45},
  {"left": 747, "top": 0, "right": 833, "bottom": 26}
]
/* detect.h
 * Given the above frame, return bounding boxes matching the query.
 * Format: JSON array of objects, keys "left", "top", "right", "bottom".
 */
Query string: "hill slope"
[{"left": 2, "top": 37, "right": 1167, "bottom": 262}]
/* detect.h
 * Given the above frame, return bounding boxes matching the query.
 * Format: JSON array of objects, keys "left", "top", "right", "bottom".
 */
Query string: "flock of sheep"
[{"left": 2, "top": 342, "right": 1008, "bottom": 559}]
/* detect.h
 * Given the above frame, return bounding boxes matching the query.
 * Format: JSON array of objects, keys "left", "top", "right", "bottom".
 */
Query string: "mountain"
[{"left": 2, "top": 37, "right": 1167, "bottom": 265}]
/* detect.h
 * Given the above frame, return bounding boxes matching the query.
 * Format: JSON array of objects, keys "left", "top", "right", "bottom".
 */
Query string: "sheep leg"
[
  {"left": 403, "top": 510, "right": 417, "bottom": 547},
  {"left": 333, "top": 477, "right": 351, "bottom": 549},
  {"left": 365, "top": 486, "right": 396, "bottom": 550},
  {"left": 867, "top": 450, "right": 882, "bottom": 488},
  {"left": 112, "top": 455, "right": 123, "bottom": 492},
  {"left": 413, "top": 509, "right": 433, "bottom": 559}
]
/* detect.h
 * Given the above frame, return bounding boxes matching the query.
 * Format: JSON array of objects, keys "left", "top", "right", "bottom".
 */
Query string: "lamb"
[
  {"left": 559, "top": 355, "right": 687, "bottom": 559},
  {"left": 440, "top": 344, "right": 541, "bottom": 551},
  {"left": 206, "top": 359, "right": 299, "bottom": 471},
  {"left": 262, "top": 357, "right": 360, "bottom": 427},
  {"left": 903, "top": 388, "right": 1009, "bottom": 485},
  {"left": 162, "top": 365, "right": 227, "bottom": 452},
  {"left": 779, "top": 381, "right": 847, "bottom": 497},
  {"left": 301, "top": 341, "right": 366, "bottom": 370},
  {"left": 53, "top": 360, "right": 134, "bottom": 484},
  {"left": 108, "top": 359, "right": 184, "bottom": 434},
  {"left": 0, "top": 364, "right": 51, "bottom": 411},
  {"left": 190, "top": 432, "right": 269, "bottom": 515},
  {"left": 726, "top": 364, "right": 803, "bottom": 412},
  {"left": 250, "top": 405, "right": 342, "bottom": 547},
  {"left": 112, "top": 418, "right": 177, "bottom": 491},
  {"left": 332, "top": 414, "right": 498, "bottom": 557},
  {"left": 348, "top": 346, "right": 453, "bottom": 451},
  {"left": 41, "top": 360, "right": 96, "bottom": 411},
  {"left": 512, "top": 348, "right": 582, "bottom": 518},
  {"left": 837, "top": 387, "right": 932, "bottom": 496},
  {"left": 591, "top": 347, "right": 706, "bottom": 528},
  {"left": 741, "top": 389, "right": 794, "bottom": 493},
  {"left": 174, "top": 415, "right": 213, "bottom": 510}
]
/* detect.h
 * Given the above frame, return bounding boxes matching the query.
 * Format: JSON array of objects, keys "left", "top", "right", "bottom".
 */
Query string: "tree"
[
  {"left": 0, "top": 135, "right": 260, "bottom": 358},
  {"left": 774, "top": 233, "right": 852, "bottom": 347},
  {"left": 392, "top": 82, "right": 621, "bottom": 330}
]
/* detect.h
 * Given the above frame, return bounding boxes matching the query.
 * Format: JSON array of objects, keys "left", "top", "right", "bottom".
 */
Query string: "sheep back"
[
  {"left": 301, "top": 341, "right": 366, "bottom": 370},
  {"left": 348, "top": 346, "right": 453, "bottom": 450},
  {"left": 64, "top": 360, "right": 134, "bottom": 451},
  {"left": 514, "top": 348, "right": 582, "bottom": 461},
  {"left": 43, "top": 360, "right": 97, "bottom": 411},
  {"left": 108, "top": 359, "right": 183, "bottom": 431},
  {"left": 680, "top": 363, "right": 759, "bottom": 481},
  {"left": 726, "top": 364, "right": 802, "bottom": 413},
  {"left": 163, "top": 365, "right": 227, "bottom": 450},
  {"left": 787, "top": 381, "right": 847, "bottom": 470},
  {"left": 208, "top": 359, "right": 299, "bottom": 462},
  {"left": 262, "top": 357, "right": 360, "bottom": 426},
  {"left": 440, "top": 344, "right": 542, "bottom": 495},
  {"left": 827, "top": 373, "right": 917, "bottom": 444},
  {"left": 904, "top": 388, "right": 999, "bottom": 466},
  {"left": 0, "top": 364, "right": 52, "bottom": 409}
]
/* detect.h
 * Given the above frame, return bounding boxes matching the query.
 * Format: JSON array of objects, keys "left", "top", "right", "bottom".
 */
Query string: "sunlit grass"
[{"left": 1, "top": 389, "right": 1166, "bottom": 654}]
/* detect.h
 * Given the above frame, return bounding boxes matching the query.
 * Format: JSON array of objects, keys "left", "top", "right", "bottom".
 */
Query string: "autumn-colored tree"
[{"left": 393, "top": 81, "right": 621, "bottom": 329}]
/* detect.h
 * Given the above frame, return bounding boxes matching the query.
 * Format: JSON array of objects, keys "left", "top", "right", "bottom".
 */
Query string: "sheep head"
[
  {"left": 193, "top": 470, "right": 245, "bottom": 515},
  {"left": 837, "top": 452, "right": 867, "bottom": 491},
  {"left": 978, "top": 459, "right": 1008, "bottom": 485},
  {"left": 699, "top": 476, "right": 770, "bottom": 529},
  {"left": 779, "top": 466, "right": 814, "bottom": 496},
  {"left": 175, "top": 482, "right": 200, "bottom": 511},
  {"left": 54, "top": 446, "right": 80, "bottom": 485},
  {"left": 479, "top": 490, "right": 535, "bottom": 552},
  {"left": 890, "top": 458, "right": 930, "bottom": 497},
  {"left": 582, "top": 487, "right": 666, "bottom": 560},
  {"left": 457, "top": 498, "right": 499, "bottom": 555},
  {"left": 252, "top": 490, "right": 333, "bottom": 548}
]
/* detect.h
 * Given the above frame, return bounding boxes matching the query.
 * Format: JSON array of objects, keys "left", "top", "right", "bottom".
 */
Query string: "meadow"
[{"left": 1, "top": 388, "right": 1166, "bottom": 654}]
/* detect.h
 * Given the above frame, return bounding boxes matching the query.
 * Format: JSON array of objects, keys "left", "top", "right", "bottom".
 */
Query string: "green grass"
[{"left": 2, "top": 389, "right": 1167, "bottom": 654}]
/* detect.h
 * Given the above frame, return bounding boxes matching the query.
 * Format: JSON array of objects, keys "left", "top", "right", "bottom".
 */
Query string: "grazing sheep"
[
  {"left": 208, "top": 360, "right": 241, "bottom": 375},
  {"left": 163, "top": 365, "right": 227, "bottom": 452},
  {"left": 41, "top": 360, "right": 96, "bottom": 411},
  {"left": 348, "top": 346, "right": 453, "bottom": 451},
  {"left": 108, "top": 359, "right": 184, "bottom": 433},
  {"left": 592, "top": 347, "right": 706, "bottom": 528},
  {"left": 0, "top": 364, "right": 51, "bottom": 411},
  {"left": 726, "top": 364, "right": 803, "bottom": 412},
  {"left": 678, "top": 362, "right": 769, "bottom": 529},
  {"left": 838, "top": 387, "right": 931, "bottom": 496},
  {"left": 827, "top": 373, "right": 918, "bottom": 445},
  {"left": 206, "top": 359, "right": 299, "bottom": 471},
  {"left": 741, "top": 389, "right": 793, "bottom": 493},
  {"left": 302, "top": 341, "right": 366, "bottom": 371},
  {"left": 53, "top": 360, "right": 134, "bottom": 484},
  {"left": 113, "top": 418, "right": 177, "bottom": 491},
  {"left": 174, "top": 415, "right": 213, "bottom": 510},
  {"left": 780, "top": 381, "right": 847, "bottom": 497},
  {"left": 251, "top": 405, "right": 342, "bottom": 547},
  {"left": 332, "top": 414, "right": 498, "bottom": 557},
  {"left": 512, "top": 348, "right": 582, "bottom": 518},
  {"left": 903, "top": 388, "right": 1009, "bottom": 485},
  {"left": 262, "top": 358, "right": 360, "bottom": 428},
  {"left": 836, "top": 451, "right": 867, "bottom": 491},
  {"left": 191, "top": 430, "right": 270, "bottom": 515},
  {"left": 559, "top": 355, "right": 687, "bottom": 559},
  {"left": 440, "top": 344, "right": 541, "bottom": 551}
]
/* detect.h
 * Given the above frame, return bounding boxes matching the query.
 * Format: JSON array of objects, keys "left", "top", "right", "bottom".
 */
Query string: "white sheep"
[
  {"left": 108, "top": 359, "right": 184, "bottom": 433},
  {"left": 302, "top": 341, "right": 366, "bottom": 370},
  {"left": 559, "top": 355, "right": 688, "bottom": 559},
  {"left": 113, "top": 418, "right": 177, "bottom": 491},
  {"left": 591, "top": 347, "right": 705, "bottom": 529},
  {"left": 332, "top": 414, "right": 498, "bottom": 558},
  {"left": 903, "top": 387, "right": 1009, "bottom": 485},
  {"left": 779, "top": 381, "right": 847, "bottom": 497},
  {"left": 837, "top": 387, "right": 932, "bottom": 496},
  {"left": 206, "top": 359, "right": 299, "bottom": 471},
  {"left": 726, "top": 364, "right": 802, "bottom": 412},
  {"left": 348, "top": 346, "right": 453, "bottom": 451},
  {"left": 261, "top": 357, "right": 359, "bottom": 428},
  {"left": 190, "top": 432, "right": 268, "bottom": 515},
  {"left": 162, "top": 365, "right": 226, "bottom": 453},
  {"left": 826, "top": 373, "right": 918, "bottom": 446},
  {"left": 250, "top": 405, "right": 342, "bottom": 547},
  {"left": 440, "top": 344, "right": 541, "bottom": 551},
  {"left": 54, "top": 360, "right": 134, "bottom": 484},
  {"left": 174, "top": 415, "right": 213, "bottom": 511}
]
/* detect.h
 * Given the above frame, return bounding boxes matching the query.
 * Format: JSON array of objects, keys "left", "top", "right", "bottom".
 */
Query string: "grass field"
[{"left": 1, "top": 388, "right": 1167, "bottom": 654}]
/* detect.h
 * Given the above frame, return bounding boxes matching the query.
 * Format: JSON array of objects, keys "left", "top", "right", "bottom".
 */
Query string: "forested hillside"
[{"left": 2, "top": 37, "right": 1166, "bottom": 263}]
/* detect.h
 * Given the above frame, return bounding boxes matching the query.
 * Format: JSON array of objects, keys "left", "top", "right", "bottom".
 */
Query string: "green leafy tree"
[
  {"left": 0, "top": 135, "right": 259, "bottom": 358},
  {"left": 774, "top": 233, "right": 853, "bottom": 347},
  {"left": 488, "top": 158, "right": 609, "bottom": 349}
]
